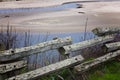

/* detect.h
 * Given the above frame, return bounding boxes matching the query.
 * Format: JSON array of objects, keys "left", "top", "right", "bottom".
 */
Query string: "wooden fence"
[{"left": 0, "top": 27, "right": 119, "bottom": 80}]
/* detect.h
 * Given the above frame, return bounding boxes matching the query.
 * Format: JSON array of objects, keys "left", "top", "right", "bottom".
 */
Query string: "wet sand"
[
  {"left": 0, "top": 0, "right": 95, "bottom": 9},
  {"left": 0, "top": 1, "right": 120, "bottom": 32}
]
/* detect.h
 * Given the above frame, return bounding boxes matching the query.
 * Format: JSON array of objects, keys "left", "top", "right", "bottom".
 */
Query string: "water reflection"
[
  {"left": 0, "top": 0, "right": 120, "bottom": 14},
  {"left": 15, "top": 32, "right": 95, "bottom": 69},
  {"left": 0, "top": 3, "right": 80, "bottom": 14}
]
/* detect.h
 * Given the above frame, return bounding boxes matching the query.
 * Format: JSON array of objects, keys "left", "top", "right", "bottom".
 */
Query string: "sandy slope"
[{"left": 0, "top": 1, "right": 120, "bottom": 32}]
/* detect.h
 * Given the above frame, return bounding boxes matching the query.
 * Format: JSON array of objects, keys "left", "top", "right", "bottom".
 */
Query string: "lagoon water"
[
  {"left": 0, "top": 0, "right": 119, "bottom": 14},
  {"left": 0, "top": 3, "right": 79, "bottom": 14},
  {"left": 13, "top": 32, "right": 95, "bottom": 69}
]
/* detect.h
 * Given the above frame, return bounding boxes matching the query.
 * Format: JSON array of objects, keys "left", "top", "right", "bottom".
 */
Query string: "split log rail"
[{"left": 0, "top": 27, "right": 119, "bottom": 80}]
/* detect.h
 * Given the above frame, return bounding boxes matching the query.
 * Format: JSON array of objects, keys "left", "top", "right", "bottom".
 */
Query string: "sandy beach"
[
  {"left": 0, "top": 0, "right": 120, "bottom": 32},
  {"left": 0, "top": 0, "right": 95, "bottom": 9}
]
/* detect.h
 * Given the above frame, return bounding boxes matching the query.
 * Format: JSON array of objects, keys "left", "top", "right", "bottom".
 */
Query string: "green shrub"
[{"left": 88, "top": 60, "right": 120, "bottom": 80}]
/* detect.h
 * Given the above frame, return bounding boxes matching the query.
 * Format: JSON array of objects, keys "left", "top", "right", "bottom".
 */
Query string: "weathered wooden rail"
[
  {"left": 0, "top": 60, "right": 27, "bottom": 74},
  {"left": 0, "top": 27, "right": 119, "bottom": 80},
  {"left": 92, "top": 27, "right": 120, "bottom": 36},
  {"left": 74, "top": 50, "right": 120, "bottom": 72},
  {"left": 58, "top": 35, "right": 114, "bottom": 55},
  {"left": 6, "top": 55, "right": 84, "bottom": 80},
  {"left": 0, "top": 37, "right": 72, "bottom": 62},
  {"left": 104, "top": 42, "right": 120, "bottom": 52}
]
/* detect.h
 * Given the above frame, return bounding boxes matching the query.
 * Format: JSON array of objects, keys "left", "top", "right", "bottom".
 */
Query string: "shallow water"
[
  {"left": 0, "top": 0, "right": 120, "bottom": 14},
  {"left": 17, "top": 32, "right": 95, "bottom": 47},
  {"left": 0, "top": 31, "right": 95, "bottom": 68},
  {"left": 13, "top": 32, "right": 95, "bottom": 68},
  {"left": 0, "top": 3, "right": 80, "bottom": 14}
]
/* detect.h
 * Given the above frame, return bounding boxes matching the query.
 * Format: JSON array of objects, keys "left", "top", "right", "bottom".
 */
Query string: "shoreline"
[
  {"left": 0, "top": 1, "right": 120, "bottom": 32},
  {"left": 0, "top": 0, "right": 96, "bottom": 9}
]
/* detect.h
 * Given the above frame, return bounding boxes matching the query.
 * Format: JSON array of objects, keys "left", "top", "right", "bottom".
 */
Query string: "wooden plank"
[
  {"left": 92, "top": 27, "right": 120, "bottom": 36},
  {"left": 74, "top": 50, "right": 120, "bottom": 72},
  {"left": 0, "top": 37, "right": 72, "bottom": 62},
  {"left": 6, "top": 55, "right": 84, "bottom": 80},
  {"left": 58, "top": 35, "right": 114, "bottom": 55},
  {"left": 104, "top": 42, "right": 120, "bottom": 52},
  {"left": 0, "top": 60, "right": 27, "bottom": 74}
]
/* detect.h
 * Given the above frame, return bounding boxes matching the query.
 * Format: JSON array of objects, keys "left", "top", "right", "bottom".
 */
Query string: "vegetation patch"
[{"left": 88, "top": 60, "right": 120, "bottom": 80}]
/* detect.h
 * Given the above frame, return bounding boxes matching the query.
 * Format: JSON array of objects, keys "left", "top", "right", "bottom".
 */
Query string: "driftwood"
[
  {"left": 0, "top": 37, "right": 72, "bottom": 62},
  {"left": 103, "top": 42, "right": 120, "bottom": 52},
  {"left": 0, "top": 60, "right": 27, "bottom": 74},
  {"left": 92, "top": 27, "right": 120, "bottom": 36},
  {"left": 74, "top": 50, "right": 120, "bottom": 72},
  {"left": 58, "top": 36, "right": 114, "bottom": 55},
  {"left": 6, "top": 55, "right": 84, "bottom": 80}
]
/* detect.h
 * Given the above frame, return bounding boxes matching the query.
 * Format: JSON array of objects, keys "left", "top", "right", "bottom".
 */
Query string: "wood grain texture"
[{"left": 0, "top": 37, "right": 72, "bottom": 62}]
